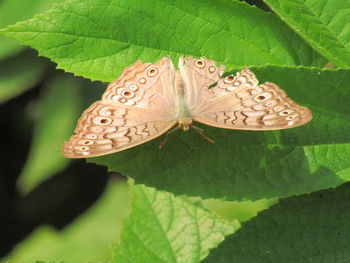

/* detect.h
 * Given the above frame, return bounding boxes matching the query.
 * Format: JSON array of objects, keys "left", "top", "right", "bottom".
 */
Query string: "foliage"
[
  {"left": 0, "top": 0, "right": 349, "bottom": 262},
  {"left": 0, "top": 0, "right": 326, "bottom": 82},
  {"left": 93, "top": 66, "right": 350, "bottom": 200},
  {"left": 263, "top": 0, "right": 350, "bottom": 67},
  {"left": 113, "top": 182, "right": 239, "bottom": 263},
  {"left": 204, "top": 182, "right": 350, "bottom": 263},
  {"left": 4, "top": 181, "right": 129, "bottom": 262},
  {"left": 0, "top": 0, "right": 66, "bottom": 59}
]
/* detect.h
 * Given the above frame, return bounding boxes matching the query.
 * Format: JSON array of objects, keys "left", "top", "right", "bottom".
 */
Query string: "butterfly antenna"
[{"left": 191, "top": 125, "right": 215, "bottom": 144}]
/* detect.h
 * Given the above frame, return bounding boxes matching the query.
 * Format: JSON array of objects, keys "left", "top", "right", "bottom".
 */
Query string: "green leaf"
[
  {"left": 202, "top": 198, "right": 277, "bottom": 222},
  {"left": 262, "top": 0, "right": 350, "bottom": 67},
  {"left": 113, "top": 182, "right": 239, "bottom": 263},
  {"left": 3, "top": 181, "right": 129, "bottom": 263},
  {"left": 91, "top": 66, "right": 350, "bottom": 201},
  {"left": 0, "top": 49, "right": 48, "bottom": 103},
  {"left": 0, "top": 0, "right": 66, "bottom": 59},
  {"left": 18, "top": 73, "right": 82, "bottom": 192},
  {"left": 203, "top": 182, "right": 350, "bottom": 263},
  {"left": 1, "top": 0, "right": 325, "bottom": 82}
]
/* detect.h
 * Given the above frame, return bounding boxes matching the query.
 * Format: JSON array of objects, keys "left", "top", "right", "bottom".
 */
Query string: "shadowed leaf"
[
  {"left": 203, "top": 182, "right": 350, "bottom": 263},
  {"left": 91, "top": 66, "right": 350, "bottom": 201}
]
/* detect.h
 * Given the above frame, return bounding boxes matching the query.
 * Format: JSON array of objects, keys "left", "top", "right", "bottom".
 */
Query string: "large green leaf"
[
  {"left": 203, "top": 182, "right": 350, "bottom": 263},
  {"left": 3, "top": 181, "right": 129, "bottom": 263},
  {"left": 0, "top": 49, "right": 48, "bottom": 103},
  {"left": 0, "top": 0, "right": 66, "bottom": 59},
  {"left": 262, "top": 0, "right": 350, "bottom": 67},
  {"left": 1, "top": 0, "right": 325, "bottom": 82},
  {"left": 91, "top": 66, "right": 350, "bottom": 201},
  {"left": 19, "top": 73, "right": 82, "bottom": 192},
  {"left": 113, "top": 182, "right": 238, "bottom": 263}
]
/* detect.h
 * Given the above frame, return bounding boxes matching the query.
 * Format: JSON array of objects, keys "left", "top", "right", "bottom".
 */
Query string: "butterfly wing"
[
  {"left": 102, "top": 57, "right": 176, "bottom": 111},
  {"left": 181, "top": 57, "right": 312, "bottom": 130},
  {"left": 63, "top": 57, "right": 177, "bottom": 158},
  {"left": 179, "top": 56, "right": 226, "bottom": 111}
]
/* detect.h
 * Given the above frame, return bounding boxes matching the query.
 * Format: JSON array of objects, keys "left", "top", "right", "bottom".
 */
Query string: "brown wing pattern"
[
  {"left": 63, "top": 56, "right": 313, "bottom": 158},
  {"left": 181, "top": 57, "right": 312, "bottom": 130},
  {"left": 62, "top": 57, "right": 177, "bottom": 158},
  {"left": 193, "top": 79, "right": 312, "bottom": 130},
  {"left": 62, "top": 102, "right": 176, "bottom": 158},
  {"left": 102, "top": 56, "right": 176, "bottom": 111}
]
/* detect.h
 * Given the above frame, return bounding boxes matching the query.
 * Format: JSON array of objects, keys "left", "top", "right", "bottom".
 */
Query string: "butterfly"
[{"left": 62, "top": 56, "right": 312, "bottom": 158}]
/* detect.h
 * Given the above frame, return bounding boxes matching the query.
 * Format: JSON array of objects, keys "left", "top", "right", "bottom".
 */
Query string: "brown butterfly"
[{"left": 62, "top": 56, "right": 312, "bottom": 158}]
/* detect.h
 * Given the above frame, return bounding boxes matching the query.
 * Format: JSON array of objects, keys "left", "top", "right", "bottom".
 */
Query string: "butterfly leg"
[
  {"left": 191, "top": 125, "right": 215, "bottom": 144},
  {"left": 159, "top": 126, "right": 180, "bottom": 149}
]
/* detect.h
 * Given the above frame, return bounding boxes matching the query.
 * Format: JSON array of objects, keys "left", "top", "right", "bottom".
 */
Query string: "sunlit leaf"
[
  {"left": 263, "top": 0, "right": 350, "bottom": 67},
  {"left": 113, "top": 182, "right": 239, "bottom": 263},
  {"left": 0, "top": 0, "right": 66, "bottom": 59},
  {"left": 1, "top": 0, "right": 325, "bottom": 82}
]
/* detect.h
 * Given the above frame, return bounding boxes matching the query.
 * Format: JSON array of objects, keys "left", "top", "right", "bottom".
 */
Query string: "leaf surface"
[
  {"left": 203, "top": 182, "right": 350, "bottom": 263},
  {"left": 1, "top": 0, "right": 325, "bottom": 82},
  {"left": 0, "top": 0, "right": 65, "bottom": 59},
  {"left": 113, "top": 182, "right": 238, "bottom": 263},
  {"left": 91, "top": 66, "right": 350, "bottom": 200},
  {"left": 263, "top": 0, "right": 350, "bottom": 67},
  {"left": 4, "top": 181, "right": 129, "bottom": 263}
]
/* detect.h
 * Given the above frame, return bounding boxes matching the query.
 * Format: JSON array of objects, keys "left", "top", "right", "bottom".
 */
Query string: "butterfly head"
[{"left": 178, "top": 121, "right": 191, "bottom": 131}]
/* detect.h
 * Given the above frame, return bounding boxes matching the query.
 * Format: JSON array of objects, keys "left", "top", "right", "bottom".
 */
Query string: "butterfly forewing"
[
  {"left": 179, "top": 56, "right": 225, "bottom": 110},
  {"left": 103, "top": 57, "right": 176, "bottom": 110}
]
